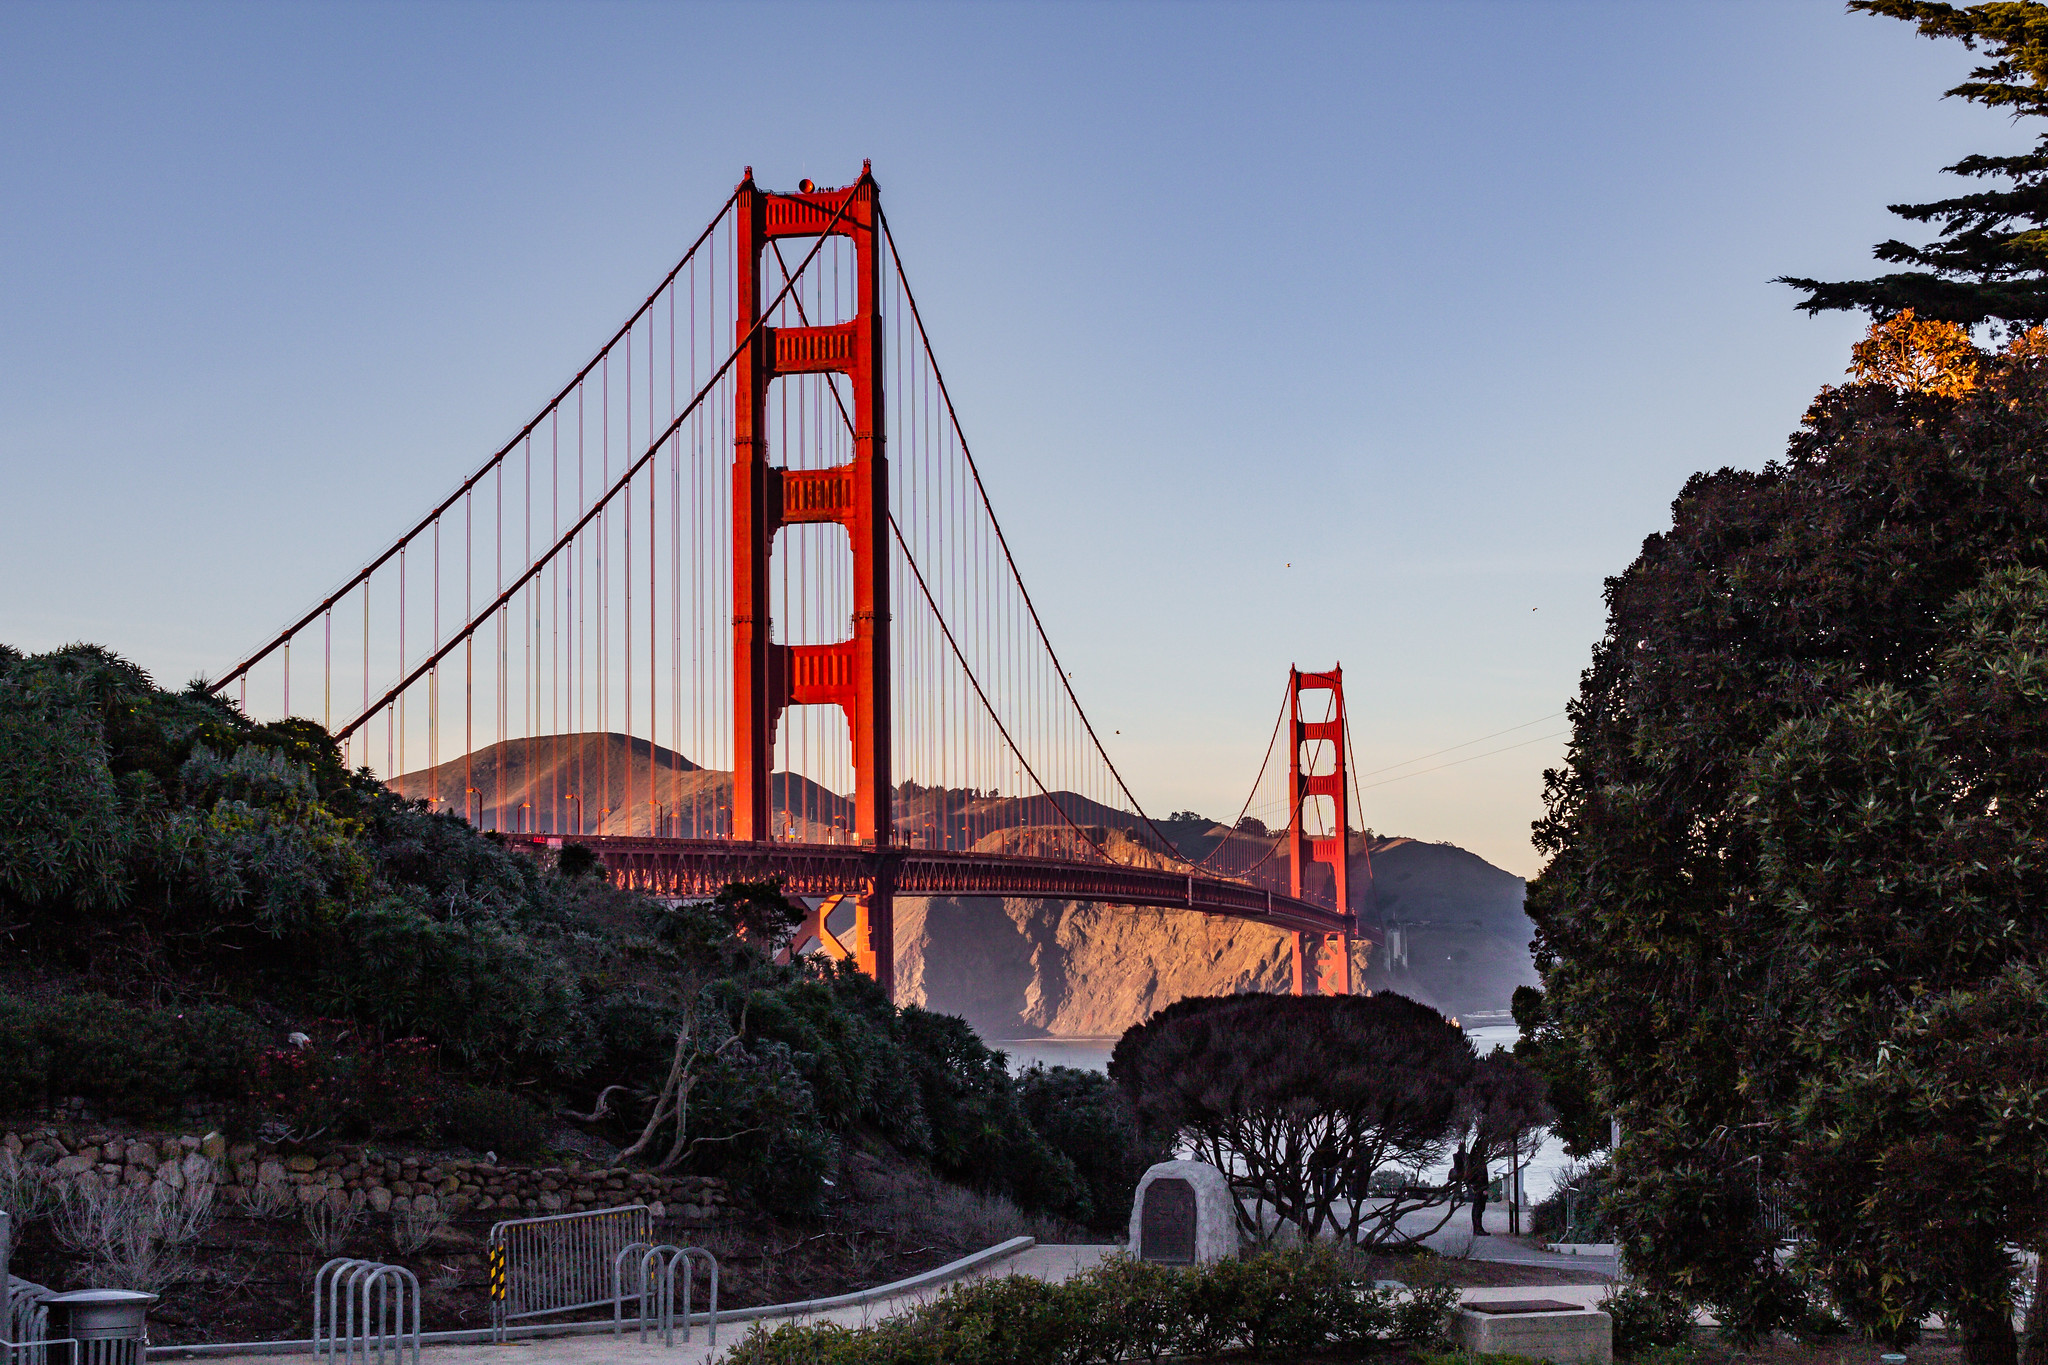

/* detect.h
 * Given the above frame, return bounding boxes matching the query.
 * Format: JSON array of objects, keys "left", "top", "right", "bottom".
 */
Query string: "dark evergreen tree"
[{"left": 1781, "top": 1, "right": 2048, "bottom": 333}]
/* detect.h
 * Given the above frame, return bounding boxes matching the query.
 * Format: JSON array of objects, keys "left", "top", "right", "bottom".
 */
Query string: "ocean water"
[{"left": 995, "top": 1018, "right": 1578, "bottom": 1204}]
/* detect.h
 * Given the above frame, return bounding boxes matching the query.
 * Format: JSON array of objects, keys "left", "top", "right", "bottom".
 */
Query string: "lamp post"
[{"left": 564, "top": 792, "right": 581, "bottom": 836}]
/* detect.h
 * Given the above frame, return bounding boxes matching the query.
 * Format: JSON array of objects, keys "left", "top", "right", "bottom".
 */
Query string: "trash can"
[{"left": 46, "top": 1289, "right": 156, "bottom": 1365}]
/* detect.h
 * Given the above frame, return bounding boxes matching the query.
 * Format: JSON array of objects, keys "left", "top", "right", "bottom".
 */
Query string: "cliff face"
[{"left": 895, "top": 838, "right": 1536, "bottom": 1038}]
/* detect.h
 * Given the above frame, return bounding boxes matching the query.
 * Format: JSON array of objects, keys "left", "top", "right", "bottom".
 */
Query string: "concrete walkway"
[
  {"left": 1401, "top": 1203, "right": 1620, "bottom": 1279},
  {"left": 167, "top": 1241, "right": 1111, "bottom": 1365},
  {"left": 162, "top": 1213, "right": 1612, "bottom": 1365}
]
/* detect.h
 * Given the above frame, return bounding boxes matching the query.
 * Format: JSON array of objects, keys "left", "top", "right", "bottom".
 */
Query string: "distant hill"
[{"left": 390, "top": 733, "right": 1168, "bottom": 846}]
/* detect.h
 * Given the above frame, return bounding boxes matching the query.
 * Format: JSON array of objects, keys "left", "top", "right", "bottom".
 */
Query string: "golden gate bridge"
[{"left": 210, "top": 164, "right": 1371, "bottom": 999}]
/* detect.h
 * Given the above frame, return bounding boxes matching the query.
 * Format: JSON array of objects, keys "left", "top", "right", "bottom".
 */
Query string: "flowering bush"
[{"left": 247, "top": 1020, "right": 434, "bottom": 1142}]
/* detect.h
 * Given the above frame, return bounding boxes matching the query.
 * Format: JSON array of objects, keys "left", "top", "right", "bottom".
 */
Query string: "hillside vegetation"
[{"left": 0, "top": 643, "right": 1144, "bottom": 1228}]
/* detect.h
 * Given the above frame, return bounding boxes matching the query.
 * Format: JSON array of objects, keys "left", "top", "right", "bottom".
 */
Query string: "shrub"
[
  {"left": 1017, "top": 1064, "right": 1160, "bottom": 1233},
  {"left": 1081, "top": 1254, "right": 1189, "bottom": 1364},
  {"left": 247, "top": 1023, "right": 435, "bottom": 1142},
  {"left": 442, "top": 1086, "right": 549, "bottom": 1159},
  {"left": 1393, "top": 1274, "right": 1462, "bottom": 1346},
  {"left": 1603, "top": 1283, "right": 1695, "bottom": 1357},
  {"left": 921, "top": 1274, "right": 1095, "bottom": 1365},
  {"left": 1532, "top": 1159, "right": 1609, "bottom": 1242},
  {"left": 0, "top": 991, "right": 264, "bottom": 1119},
  {"left": 739, "top": 1246, "right": 1423, "bottom": 1364}
]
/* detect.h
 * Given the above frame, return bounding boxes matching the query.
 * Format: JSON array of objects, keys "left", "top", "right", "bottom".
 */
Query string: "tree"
[
  {"left": 1458, "top": 1051, "right": 1553, "bottom": 1235},
  {"left": 1528, "top": 316, "right": 2048, "bottom": 1364},
  {"left": 710, "top": 878, "right": 806, "bottom": 944},
  {"left": 1018, "top": 1064, "right": 1165, "bottom": 1232},
  {"left": 1780, "top": 2, "right": 2048, "bottom": 334},
  {"left": 1509, "top": 984, "right": 1607, "bottom": 1158},
  {"left": 1110, "top": 992, "right": 1473, "bottom": 1248}
]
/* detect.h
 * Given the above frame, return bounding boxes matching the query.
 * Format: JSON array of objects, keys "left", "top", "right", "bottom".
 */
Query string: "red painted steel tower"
[
  {"left": 1288, "top": 666, "right": 1354, "bottom": 995},
  {"left": 732, "top": 165, "right": 895, "bottom": 995}
]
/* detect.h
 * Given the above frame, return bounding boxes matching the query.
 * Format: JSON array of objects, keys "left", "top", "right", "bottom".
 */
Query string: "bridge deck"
[{"left": 520, "top": 836, "right": 1365, "bottom": 940}]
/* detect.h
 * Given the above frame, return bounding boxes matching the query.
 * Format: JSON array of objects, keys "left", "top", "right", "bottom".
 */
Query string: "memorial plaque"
[{"left": 1139, "top": 1177, "right": 1197, "bottom": 1264}]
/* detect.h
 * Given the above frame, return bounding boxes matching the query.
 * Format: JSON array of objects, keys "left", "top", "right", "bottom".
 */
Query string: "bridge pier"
[
  {"left": 1288, "top": 666, "right": 1356, "bottom": 996},
  {"left": 731, "top": 164, "right": 896, "bottom": 999}
]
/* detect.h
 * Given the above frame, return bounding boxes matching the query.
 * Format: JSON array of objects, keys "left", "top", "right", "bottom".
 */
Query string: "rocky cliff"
[{"left": 892, "top": 836, "right": 1536, "bottom": 1037}]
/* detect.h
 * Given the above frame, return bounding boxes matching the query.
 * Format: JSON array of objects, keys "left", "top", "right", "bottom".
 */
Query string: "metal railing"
[
  {"left": 3, "top": 1209, "right": 66, "bottom": 1365},
  {"left": 313, "top": 1260, "right": 421, "bottom": 1365},
  {"left": 488, "top": 1204, "right": 653, "bottom": 1342},
  {"left": 612, "top": 1244, "right": 719, "bottom": 1348}
]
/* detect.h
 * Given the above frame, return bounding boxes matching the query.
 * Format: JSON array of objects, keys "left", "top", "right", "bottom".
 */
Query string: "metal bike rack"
[
  {"left": 487, "top": 1204, "right": 652, "bottom": 1342},
  {"left": 312, "top": 1259, "right": 420, "bottom": 1365},
  {"left": 612, "top": 1243, "right": 719, "bottom": 1348}
]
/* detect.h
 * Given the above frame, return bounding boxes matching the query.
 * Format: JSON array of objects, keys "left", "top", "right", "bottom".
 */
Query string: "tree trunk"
[
  {"left": 1959, "top": 1296, "right": 2020, "bottom": 1365},
  {"left": 2021, "top": 1251, "right": 2047, "bottom": 1365}
]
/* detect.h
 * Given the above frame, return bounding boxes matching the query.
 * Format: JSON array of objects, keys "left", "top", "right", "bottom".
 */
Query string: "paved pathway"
[{"left": 170, "top": 1216, "right": 1612, "bottom": 1365}]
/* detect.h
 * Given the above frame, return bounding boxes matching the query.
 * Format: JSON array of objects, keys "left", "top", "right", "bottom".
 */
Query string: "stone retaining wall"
[{"left": 1, "top": 1126, "right": 728, "bottom": 1222}]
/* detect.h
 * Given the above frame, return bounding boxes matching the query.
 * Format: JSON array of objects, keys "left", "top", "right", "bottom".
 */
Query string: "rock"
[
  {"left": 472, "top": 1195, "right": 495, "bottom": 1211},
  {"left": 101, "top": 1138, "right": 126, "bottom": 1163},
  {"left": 368, "top": 1187, "right": 393, "bottom": 1213},
  {"left": 427, "top": 1224, "right": 476, "bottom": 1250},
  {"left": 297, "top": 1183, "right": 324, "bottom": 1204},
  {"left": 125, "top": 1166, "right": 152, "bottom": 1188},
  {"left": 181, "top": 1153, "right": 212, "bottom": 1185},
  {"left": 537, "top": 1192, "right": 565, "bottom": 1213},
  {"left": 647, "top": 1201, "right": 665, "bottom": 1219},
  {"left": 52, "top": 1154, "right": 94, "bottom": 1178},
  {"left": 1, "top": 1133, "right": 20, "bottom": 1156},
  {"left": 229, "top": 1142, "right": 257, "bottom": 1163},
  {"left": 127, "top": 1142, "right": 157, "bottom": 1169},
  {"left": 200, "top": 1132, "right": 227, "bottom": 1161},
  {"left": 179, "top": 1135, "right": 202, "bottom": 1153},
  {"left": 285, "top": 1155, "right": 319, "bottom": 1174},
  {"left": 22, "top": 1140, "right": 63, "bottom": 1165},
  {"left": 679, "top": 1204, "right": 704, "bottom": 1222},
  {"left": 257, "top": 1160, "right": 287, "bottom": 1187}
]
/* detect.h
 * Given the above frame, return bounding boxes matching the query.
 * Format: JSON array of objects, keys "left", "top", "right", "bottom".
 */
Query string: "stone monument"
[{"left": 1129, "top": 1160, "right": 1237, "bottom": 1264}]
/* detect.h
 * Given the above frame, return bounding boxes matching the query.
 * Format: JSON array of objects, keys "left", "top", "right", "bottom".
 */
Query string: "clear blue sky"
[{"left": 0, "top": 1, "right": 2005, "bottom": 876}]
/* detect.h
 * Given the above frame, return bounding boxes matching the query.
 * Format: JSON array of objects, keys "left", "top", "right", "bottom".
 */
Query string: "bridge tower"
[
  {"left": 732, "top": 165, "right": 895, "bottom": 996},
  {"left": 1287, "top": 665, "right": 1354, "bottom": 995}
]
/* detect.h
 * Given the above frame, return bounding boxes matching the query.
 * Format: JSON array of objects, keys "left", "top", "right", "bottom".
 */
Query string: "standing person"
[{"left": 1466, "top": 1148, "right": 1489, "bottom": 1235}]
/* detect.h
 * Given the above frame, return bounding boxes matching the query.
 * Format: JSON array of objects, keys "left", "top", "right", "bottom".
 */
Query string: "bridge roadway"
[{"left": 519, "top": 835, "right": 1366, "bottom": 940}]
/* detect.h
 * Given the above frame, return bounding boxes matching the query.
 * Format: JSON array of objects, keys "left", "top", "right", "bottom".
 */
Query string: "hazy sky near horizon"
[{"left": 0, "top": 1, "right": 2010, "bottom": 877}]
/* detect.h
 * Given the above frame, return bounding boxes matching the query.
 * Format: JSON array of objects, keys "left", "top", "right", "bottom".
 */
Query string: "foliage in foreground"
[
  {"left": 1526, "top": 310, "right": 2048, "bottom": 1365},
  {"left": 736, "top": 1245, "right": 1460, "bottom": 1365},
  {"left": 0, "top": 643, "right": 1148, "bottom": 1226}
]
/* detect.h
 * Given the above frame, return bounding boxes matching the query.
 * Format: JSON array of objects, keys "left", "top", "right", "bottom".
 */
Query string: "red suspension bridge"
[{"left": 212, "top": 164, "right": 1372, "bottom": 999}]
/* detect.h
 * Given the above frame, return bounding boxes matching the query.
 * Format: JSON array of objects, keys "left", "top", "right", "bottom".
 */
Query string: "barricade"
[
  {"left": 611, "top": 1244, "right": 719, "bottom": 1348},
  {"left": 488, "top": 1205, "right": 652, "bottom": 1342},
  {"left": 312, "top": 1259, "right": 420, "bottom": 1365},
  {"left": 2, "top": 1210, "right": 71, "bottom": 1365}
]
